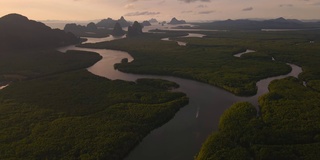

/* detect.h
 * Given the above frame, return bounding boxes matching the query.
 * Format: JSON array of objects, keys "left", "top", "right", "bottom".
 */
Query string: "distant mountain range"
[
  {"left": 96, "top": 16, "right": 130, "bottom": 29},
  {"left": 0, "top": 14, "right": 80, "bottom": 50},
  {"left": 168, "top": 17, "right": 186, "bottom": 25},
  {"left": 196, "top": 17, "right": 320, "bottom": 30},
  {"left": 64, "top": 22, "right": 100, "bottom": 36},
  {"left": 142, "top": 21, "right": 151, "bottom": 27},
  {"left": 149, "top": 18, "right": 158, "bottom": 23}
]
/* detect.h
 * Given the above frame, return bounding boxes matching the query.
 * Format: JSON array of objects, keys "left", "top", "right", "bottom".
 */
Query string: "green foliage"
[
  {"left": 0, "top": 43, "right": 188, "bottom": 159},
  {"left": 196, "top": 102, "right": 257, "bottom": 160},
  {"left": 121, "top": 58, "right": 129, "bottom": 63},
  {"left": 259, "top": 77, "right": 320, "bottom": 144},
  {"left": 0, "top": 70, "right": 188, "bottom": 159},
  {"left": 196, "top": 133, "right": 250, "bottom": 160},
  {"left": 253, "top": 143, "right": 320, "bottom": 160},
  {"left": 240, "top": 52, "right": 273, "bottom": 61},
  {"left": 0, "top": 49, "right": 101, "bottom": 82},
  {"left": 197, "top": 77, "right": 320, "bottom": 160},
  {"left": 308, "top": 80, "right": 320, "bottom": 92},
  {"left": 136, "top": 78, "right": 179, "bottom": 90},
  {"left": 219, "top": 102, "right": 257, "bottom": 132}
]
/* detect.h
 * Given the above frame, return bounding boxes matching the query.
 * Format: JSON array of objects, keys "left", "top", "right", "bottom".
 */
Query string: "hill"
[
  {"left": 168, "top": 17, "right": 186, "bottom": 25},
  {"left": 142, "top": 21, "right": 152, "bottom": 27},
  {"left": 149, "top": 18, "right": 158, "bottom": 23},
  {"left": 64, "top": 22, "right": 110, "bottom": 38},
  {"left": 96, "top": 16, "right": 130, "bottom": 29},
  {"left": 0, "top": 13, "right": 80, "bottom": 50},
  {"left": 196, "top": 17, "right": 320, "bottom": 30}
]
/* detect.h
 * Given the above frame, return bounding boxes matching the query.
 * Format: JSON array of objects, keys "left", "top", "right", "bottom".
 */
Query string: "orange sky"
[{"left": 1, "top": 0, "right": 320, "bottom": 21}]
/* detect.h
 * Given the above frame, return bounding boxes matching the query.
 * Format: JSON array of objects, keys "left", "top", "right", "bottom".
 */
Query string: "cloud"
[
  {"left": 197, "top": 5, "right": 207, "bottom": 8},
  {"left": 158, "top": 0, "right": 166, "bottom": 5},
  {"left": 179, "top": 0, "right": 211, "bottom": 3},
  {"left": 303, "top": 0, "right": 320, "bottom": 6},
  {"left": 312, "top": 2, "right": 320, "bottom": 5},
  {"left": 125, "top": 4, "right": 135, "bottom": 9},
  {"left": 198, "top": 10, "right": 215, "bottom": 14},
  {"left": 242, "top": 7, "right": 253, "bottom": 11},
  {"left": 124, "top": 11, "right": 161, "bottom": 16},
  {"left": 182, "top": 10, "right": 193, "bottom": 13},
  {"left": 279, "top": 4, "right": 293, "bottom": 7},
  {"left": 301, "top": 0, "right": 320, "bottom": 6}
]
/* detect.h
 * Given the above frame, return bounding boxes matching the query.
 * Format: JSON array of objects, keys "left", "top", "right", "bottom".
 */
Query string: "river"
[
  {"left": 58, "top": 34, "right": 302, "bottom": 160},
  {"left": 0, "top": 84, "right": 9, "bottom": 90},
  {"left": 161, "top": 33, "right": 206, "bottom": 46}
]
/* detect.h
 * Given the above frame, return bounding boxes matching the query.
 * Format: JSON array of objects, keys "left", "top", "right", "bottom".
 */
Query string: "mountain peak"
[
  {"left": 277, "top": 17, "right": 286, "bottom": 20},
  {"left": 149, "top": 18, "right": 158, "bottom": 23},
  {"left": 272, "top": 17, "right": 287, "bottom": 22},
  {"left": 168, "top": 17, "right": 186, "bottom": 25}
]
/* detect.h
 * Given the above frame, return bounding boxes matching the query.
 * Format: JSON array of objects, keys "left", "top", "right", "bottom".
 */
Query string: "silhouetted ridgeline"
[
  {"left": 127, "top": 21, "right": 143, "bottom": 37},
  {"left": 64, "top": 22, "right": 111, "bottom": 38},
  {"left": 96, "top": 16, "right": 130, "bottom": 29},
  {"left": 63, "top": 16, "right": 130, "bottom": 37},
  {"left": 168, "top": 17, "right": 186, "bottom": 25},
  {"left": 0, "top": 13, "right": 80, "bottom": 50},
  {"left": 149, "top": 18, "right": 158, "bottom": 23},
  {"left": 112, "top": 22, "right": 125, "bottom": 36},
  {"left": 142, "top": 21, "right": 151, "bottom": 27},
  {"left": 195, "top": 17, "right": 320, "bottom": 30}
]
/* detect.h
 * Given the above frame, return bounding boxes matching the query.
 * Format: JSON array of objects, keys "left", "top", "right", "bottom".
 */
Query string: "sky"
[{"left": 0, "top": 0, "right": 320, "bottom": 22}]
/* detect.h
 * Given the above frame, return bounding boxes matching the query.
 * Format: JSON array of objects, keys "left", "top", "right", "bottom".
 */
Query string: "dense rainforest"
[
  {"left": 0, "top": 71, "right": 188, "bottom": 159},
  {"left": 189, "top": 31, "right": 320, "bottom": 159},
  {"left": 196, "top": 77, "right": 320, "bottom": 159},
  {"left": 80, "top": 29, "right": 320, "bottom": 159},
  {"left": 0, "top": 45, "right": 188, "bottom": 160},
  {"left": 0, "top": 14, "right": 188, "bottom": 159}
]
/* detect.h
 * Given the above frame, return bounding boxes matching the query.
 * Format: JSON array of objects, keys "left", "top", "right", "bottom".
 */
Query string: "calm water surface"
[{"left": 161, "top": 33, "right": 205, "bottom": 46}]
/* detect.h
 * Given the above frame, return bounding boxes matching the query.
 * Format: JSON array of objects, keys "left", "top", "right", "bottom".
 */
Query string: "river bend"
[{"left": 58, "top": 35, "right": 302, "bottom": 160}]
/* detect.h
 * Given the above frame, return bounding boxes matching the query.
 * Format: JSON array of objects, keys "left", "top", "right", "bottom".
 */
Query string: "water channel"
[
  {"left": 0, "top": 84, "right": 9, "bottom": 90},
  {"left": 58, "top": 34, "right": 302, "bottom": 160}
]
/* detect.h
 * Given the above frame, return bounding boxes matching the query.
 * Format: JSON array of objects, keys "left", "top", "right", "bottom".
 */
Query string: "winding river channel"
[{"left": 58, "top": 34, "right": 302, "bottom": 160}]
